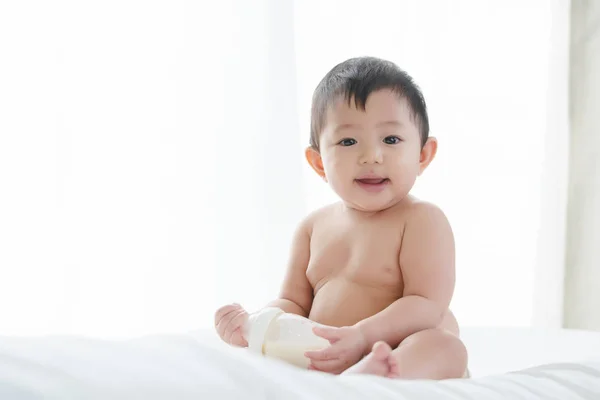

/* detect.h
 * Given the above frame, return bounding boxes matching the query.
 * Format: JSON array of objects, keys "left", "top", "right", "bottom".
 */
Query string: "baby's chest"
[{"left": 306, "top": 225, "right": 403, "bottom": 288}]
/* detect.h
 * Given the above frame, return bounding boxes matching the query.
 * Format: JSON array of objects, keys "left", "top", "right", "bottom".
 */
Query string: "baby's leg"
[
  {"left": 344, "top": 329, "right": 467, "bottom": 380},
  {"left": 386, "top": 329, "right": 467, "bottom": 380}
]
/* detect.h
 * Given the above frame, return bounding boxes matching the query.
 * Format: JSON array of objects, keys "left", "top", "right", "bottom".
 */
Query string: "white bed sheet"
[
  {"left": 460, "top": 326, "right": 600, "bottom": 377},
  {"left": 0, "top": 327, "right": 599, "bottom": 399}
]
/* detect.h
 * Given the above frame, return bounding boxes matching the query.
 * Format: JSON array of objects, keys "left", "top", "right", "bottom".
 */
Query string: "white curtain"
[
  {"left": 564, "top": 0, "right": 600, "bottom": 331},
  {"left": 0, "top": 0, "right": 571, "bottom": 338},
  {"left": 0, "top": 0, "right": 305, "bottom": 337}
]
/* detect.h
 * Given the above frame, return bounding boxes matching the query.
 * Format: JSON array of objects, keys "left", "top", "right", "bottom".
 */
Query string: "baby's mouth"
[{"left": 355, "top": 178, "right": 389, "bottom": 185}]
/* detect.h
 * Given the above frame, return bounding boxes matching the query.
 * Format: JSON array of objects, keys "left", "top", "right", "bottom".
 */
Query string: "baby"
[{"left": 215, "top": 56, "right": 468, "bottom": 380}]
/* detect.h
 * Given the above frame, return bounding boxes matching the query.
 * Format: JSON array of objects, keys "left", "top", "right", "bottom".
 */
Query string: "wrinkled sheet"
[{"left": 1, "top": 330, "right": 600, "bottom": 399}]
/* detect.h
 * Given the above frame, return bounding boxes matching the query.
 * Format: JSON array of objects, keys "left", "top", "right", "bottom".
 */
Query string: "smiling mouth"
[{"left": 355, "top": 178, "right": 390, "bottom": 185}]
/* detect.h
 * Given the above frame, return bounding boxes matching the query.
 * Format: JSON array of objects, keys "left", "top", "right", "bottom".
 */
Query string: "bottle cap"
[{"left": 246, "top": 307, "right": 284, "bottom": 353}]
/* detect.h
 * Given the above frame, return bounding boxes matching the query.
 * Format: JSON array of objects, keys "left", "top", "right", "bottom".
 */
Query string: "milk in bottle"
[{"left": 244, "top": 307, "right": 330, "bottom": 368}]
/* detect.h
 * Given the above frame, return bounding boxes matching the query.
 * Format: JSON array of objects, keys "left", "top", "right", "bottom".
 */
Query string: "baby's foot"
[
  {"left": 343, "top": 341, "right": 392, "bottom": 377},
  {"left": 386, "top": 349, "right": 401, "bottom": 379}
]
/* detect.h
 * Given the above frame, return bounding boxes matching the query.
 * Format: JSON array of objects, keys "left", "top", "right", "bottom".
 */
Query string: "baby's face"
[{"left": 317, "top": 89, "right": 425, "bottom": 212}]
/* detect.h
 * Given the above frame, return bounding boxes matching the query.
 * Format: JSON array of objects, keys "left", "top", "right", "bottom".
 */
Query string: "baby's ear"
[
  {"left": 418, "top": 137, "right": 438, "bottom": 175},
  {"left": 305, "top": 147, "right": 327, "bottom": 182}
]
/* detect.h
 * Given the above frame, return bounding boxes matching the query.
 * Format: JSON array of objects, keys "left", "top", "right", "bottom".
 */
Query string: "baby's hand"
[
  {"left": 214, "top": 303, "right": 249, "bottom": 347},
  {"left": 305, "top": 325, "right": 367, "bottom": 374}
]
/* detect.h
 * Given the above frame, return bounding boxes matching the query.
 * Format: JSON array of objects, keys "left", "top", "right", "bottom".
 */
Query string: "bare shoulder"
[
  {"left": 401, "top": 196, "right": 452, "bottom": 228},
  {"left": 302, "top": 202, "right": 342, "bottom": 229},
  {"left": 398, "top": 196, "right": 455, "bottom": 267},
  {"left": 295, "top": 201, "right": 342, "bottom": 236}
]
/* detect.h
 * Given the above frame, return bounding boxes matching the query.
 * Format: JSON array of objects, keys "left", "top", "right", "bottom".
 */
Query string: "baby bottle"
[{"left": 243, "top": 307, "right": 330, "bottom": 369}]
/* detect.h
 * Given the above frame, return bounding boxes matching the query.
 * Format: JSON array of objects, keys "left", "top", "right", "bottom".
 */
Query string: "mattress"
[{"left": 0, "top": 327, "right": 599, "bottom": 399}]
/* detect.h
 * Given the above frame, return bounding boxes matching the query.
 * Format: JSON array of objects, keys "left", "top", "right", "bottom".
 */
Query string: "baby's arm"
[
  {"left": 264, "top": 216, "right": 314, "bottom": 317},
  {"left": 355, "top": 203, "right": 455, "bottom": 349}
]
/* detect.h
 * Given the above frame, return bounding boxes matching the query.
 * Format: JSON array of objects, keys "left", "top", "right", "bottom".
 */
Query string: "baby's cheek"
[
  {"left": 328, "top": 157, "right": 347, "bottom": 171},
  {"left": 394, "top": 159, "right": 420, "bottom": 177},
  {"left": 324, "top": 161, "right": 346, "bottom": 182},
  {"left": 327, "top": 175, "right": 345, "bottom": 192},
  {"left": 326, "top": 175, "right": 353, "bottom": 199}
]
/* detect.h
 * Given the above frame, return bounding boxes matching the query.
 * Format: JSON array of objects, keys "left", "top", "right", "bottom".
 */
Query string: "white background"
[{"left": 0, "top": 0, "right": 569, "bottom": 337}]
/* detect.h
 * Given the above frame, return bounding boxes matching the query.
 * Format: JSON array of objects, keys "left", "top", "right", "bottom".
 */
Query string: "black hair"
[{"left": 309, "top": 56, "right": 429, "bottom": 151}]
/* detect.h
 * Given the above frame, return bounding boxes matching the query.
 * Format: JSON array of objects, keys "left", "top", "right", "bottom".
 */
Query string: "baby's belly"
[{"left": 308, "top": 277, "right": 401, "bottom": 327}]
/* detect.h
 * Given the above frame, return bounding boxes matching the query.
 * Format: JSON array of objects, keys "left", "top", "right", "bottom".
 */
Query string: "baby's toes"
[
  {"left": 371, "top": 341, "right": 392, "bottom": 361},
  {"left": 386, "top": 354, "right": 401, "bottom": 379}
]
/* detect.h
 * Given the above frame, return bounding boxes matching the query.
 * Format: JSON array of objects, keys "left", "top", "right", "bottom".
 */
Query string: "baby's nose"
[{"left": 359, "top": 145, "right": 383, "bottom": 164}]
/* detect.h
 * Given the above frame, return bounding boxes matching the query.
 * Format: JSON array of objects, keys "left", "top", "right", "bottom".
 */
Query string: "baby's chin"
[{"left": 341, "top": 197, "right": 403, "bottom": 214}]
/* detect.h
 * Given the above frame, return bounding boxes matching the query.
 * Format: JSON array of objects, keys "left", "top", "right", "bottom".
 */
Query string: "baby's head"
[{"left": 305, "top": 56, "right": 437, "bottom": 212}]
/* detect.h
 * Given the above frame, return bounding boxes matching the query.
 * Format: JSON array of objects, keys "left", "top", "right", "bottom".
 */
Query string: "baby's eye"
[
  {"left": 383, "top": 136, "right": 401, "bottom": 145},
  {"left": 338, "top": 138, "right": 357, "bottom": 146}
]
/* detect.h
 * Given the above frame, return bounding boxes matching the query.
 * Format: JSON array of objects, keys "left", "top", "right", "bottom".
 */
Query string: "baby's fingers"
[
  {"left": 305, "top": 345, "right": 339, "bottom": 361},
  {"left": 216, "top": 307, "right": 243, "bottom": 339},
  {"left": 214, "top": 303, "right": 241, "bottom": 327},
  {"left": 224, "top": 310, "right": 248, "bottom": 345},
  {"left": 313, "top": 326, "right": 342, "bottom": 343},
  {"left": 309, "top": 359, "right": 346, "bottom": 375},
  {"left": 229, "top": 327, "right": 248, "bottom": 348}
]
